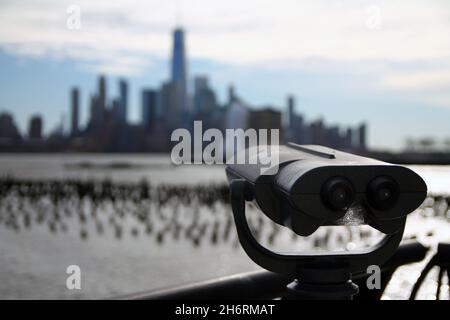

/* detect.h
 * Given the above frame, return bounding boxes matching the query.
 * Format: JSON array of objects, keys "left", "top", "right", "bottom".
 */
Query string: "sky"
[{"left": 0, "top": 0, "right": 450, "bottom": 151}]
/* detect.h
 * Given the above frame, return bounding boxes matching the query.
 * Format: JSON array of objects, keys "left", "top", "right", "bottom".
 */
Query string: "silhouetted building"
[
  {"left": 225, "top": 100, "right": 249, "bottom": 131},
  {"left": 117, "top": 79, "right": 128, "bottom": 124},
  {"left": 286, "top": 95, "right": 306, "bottom": 143},
  {"left": 344, "top": 127, "right": 354, "bottom": 149},
  {"left": 171, "top": 27, "right": 188, "bottom": 116},
  {"left": 194, "top": 76, "right": 208, "bottom": 92},
  {"left": 89, "top": 95, "right": 100, "bottom": 128},
  {"left": 249, "top": 108, "right": 281, "bottom": 131},
  {"left": 288, "top": 95, "right": 295, "bottom": 125},
  {"left": 358, "top": 123, "right": 367, "bottom": 150},
  {"left": 0, "top": 26, "right": 370, "bottom": 154},
  {"left": 225, "top": 100, "right": 250, "bottom": 158},
  {"left": 194, "top": 77, "right": 217, "bottom": 113},
  {"left": 325, "top": 126, "right": 340, "bottom": 148},
  {"left": 88, "top": 76, "right": 107, "bottom": 130},
  {"left": 160, "top": 81, "right": 183, "bottom": 131},
  {"left": 249, "top": 108, "right": 282, "bottom": 143},
  {"left": 98, "top": 75, "right": 106, "bottom": 110},
  {"left": 70, "top": 87, "right": 79, "bottom": 136},
  {"left": 283, "top": 93, "right": 368, "bottom": 150},
  {"left": 309, "top": 119, "right": 327, "bottom": 145},
  {"left": 142, "top": 89, "right": 158, "bottom": 131},
  {"left": 111, "top": 98, "right": 120, "bottom": 121},
  {"left": 0, "top": 112, "right": 21, "bottom": 143},
  {"left": 227, "top": 84, "right": 236, "bottom": 106},
  {"left": 193, "top": 76, "right": 218, "bottom": 128},
  {"left": 28, "top": 115, "right": 43, "bottom": 140}
]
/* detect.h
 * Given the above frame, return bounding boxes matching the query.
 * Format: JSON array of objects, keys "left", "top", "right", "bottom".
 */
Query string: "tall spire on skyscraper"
[
  {"left": 171, "top": 26, "right": 189, "bottom": 121},
  {"left": 70, "top": 87, "right": 79, "bottom": 137},
  {"left": 171, "top": 28, "right": 187, "bottom": 87}
]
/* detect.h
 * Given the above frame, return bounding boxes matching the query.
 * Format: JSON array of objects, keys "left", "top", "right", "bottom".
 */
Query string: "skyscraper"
[
  {"left": 111, "top": 98, "right": 119, "bottom": 120},
  {"left": 193, "top": 76, "right": 217, "bottom": 115},
  {"left": 358, "top": 123, "right": 367, "bottom": 150},
  {"left": 344, "top": 127, "right": 354, "bottom": 149},
  {"left": 28, "top": 115, "right": 43, "bottom": 140},
  {"left": 285, "top": 95, "right": 306, "bottom": 144},
  {"left": 192, "top": 76, "right": 218, "bottom": 129},
  {"left": 249, "top": 108, "right": 282, "bottom": 134},
  {"left": 228, "top": 85, "right": 236, "bottom": 106},
  {"left": 160, "top": 81, "right": 183, "bottom": 130},
  {"left": 287, "top": 95, "right": 295, "bottom": 130},
  {"left": 0, "top": 112, "right": 21, "bottom": 141},
  {"left": 117, "top": 79, "right": 128, "bottom": 124},
  {"left": 70, "top": 87, "right": 79, "bottom": 136},
  {"left": 171, "top": 28, "right": 187, "bottom": 86},
  {"left": 171, "top": 27, "right": 188, "bottom": 117},
  {"left": 194, "top": 76, "right": 208, "bottom": 99},
  {"left": 142, "top": 89, "right": 158, "bottom": 131},
  {"left": 88, "top": 76, "right": 106, "bottom": 129},
  {"left": 98, "top": 75, "right": 106, "bottom": 110},
  {"left": 89, "top": 95, "right": 99, "bottom": 128}
]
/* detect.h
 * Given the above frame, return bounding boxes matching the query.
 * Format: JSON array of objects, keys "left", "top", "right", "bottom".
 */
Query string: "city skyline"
[
  {"left": 1, "top": 1, "right": 450, "bottom": 150},
  {"left": 0, "top": 27, "right": 368, "bottom": 154}
]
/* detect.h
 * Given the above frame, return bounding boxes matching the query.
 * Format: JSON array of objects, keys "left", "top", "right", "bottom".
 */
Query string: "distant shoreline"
[
  {"left": 361, "top": 151, "right": 450, "bottom": 165},
  {"left": 1, "top": 150, "right": 450, "bottom": 165}
]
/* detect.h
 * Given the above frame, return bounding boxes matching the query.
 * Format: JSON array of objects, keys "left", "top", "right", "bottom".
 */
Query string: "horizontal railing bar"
[{"left": 115, "top": 241, "right": 428, "bottom": 300}]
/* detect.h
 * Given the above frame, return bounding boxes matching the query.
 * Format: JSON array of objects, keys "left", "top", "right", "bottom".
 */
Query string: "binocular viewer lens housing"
[
  {"left": 321, "top": 177, "right": 355, "bottom": 211},
  {"left": 367, "top": 176, "right": 399, "bottom": 210},
  {"left": 321, "top": 176, "right": 400, "bottom": 212},
  {"left": 226, "top": 144, "right": 427, "bottom": 236}
]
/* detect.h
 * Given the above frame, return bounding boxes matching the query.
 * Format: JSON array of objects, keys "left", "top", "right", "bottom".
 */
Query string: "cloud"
[
  {"left": 382, "top": 70, "right": 450, "bottom": 90},
  {"left": 76, "top": 53, "right": 154, "bottom": 76},
  {"left": 380, "top": 63, "right": 450, "bottom": 108},
  {"left": 0, "top": 0, "right": 450, "bottom": 105},
  {"left": 2, "top": 0, "right": 449, "bottom": 62}
]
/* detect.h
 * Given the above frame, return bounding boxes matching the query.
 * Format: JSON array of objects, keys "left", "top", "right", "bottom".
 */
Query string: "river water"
[{"left": 0, "top": 154, "right": 449, "bottom": 300}]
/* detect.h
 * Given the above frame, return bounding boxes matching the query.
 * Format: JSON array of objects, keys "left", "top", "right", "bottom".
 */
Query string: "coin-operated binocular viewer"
[{"left": 226, "top": 143, "right": 427, "bottom": 300}]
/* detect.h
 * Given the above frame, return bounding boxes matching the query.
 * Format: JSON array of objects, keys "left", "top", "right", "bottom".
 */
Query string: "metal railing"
[{"left": 116, "top": 241, "right": 428, "bottom": 300}]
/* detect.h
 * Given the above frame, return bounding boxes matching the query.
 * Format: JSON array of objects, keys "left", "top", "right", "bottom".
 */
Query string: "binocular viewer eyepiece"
[
  {"left": 322, "top": 175, "right": 400, "bottom": 212},
  {"left": 226, "top": 143, "right": 427, "bottom": 237}
]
